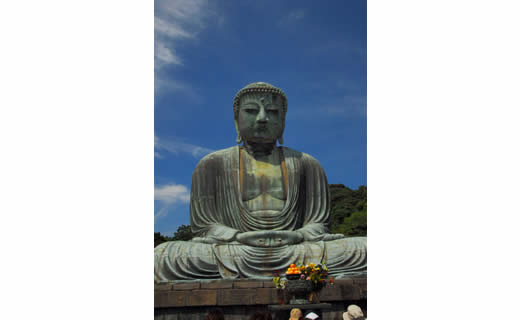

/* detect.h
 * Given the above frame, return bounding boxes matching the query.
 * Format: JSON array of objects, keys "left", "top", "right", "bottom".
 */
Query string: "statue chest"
[{"left": 240, "top": 149, "right": 287, "bottom": 211}]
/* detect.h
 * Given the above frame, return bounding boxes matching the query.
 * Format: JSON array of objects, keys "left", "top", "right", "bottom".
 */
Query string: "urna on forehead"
[
  {"left": 233, "top": 81, "right": 288, "bottom": 115},
  {"left": 239, "top": 92, "right": 282, "bottom": 106}
]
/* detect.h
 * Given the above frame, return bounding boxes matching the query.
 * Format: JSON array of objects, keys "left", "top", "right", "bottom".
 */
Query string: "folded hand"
[{"left": 236, "top": 230, "right": 304, "bottom": 247}]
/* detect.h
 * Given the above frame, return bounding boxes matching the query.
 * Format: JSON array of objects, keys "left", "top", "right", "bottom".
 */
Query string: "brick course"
[{"left": 154, "top": 277, "right": 366, "bottom": 308}]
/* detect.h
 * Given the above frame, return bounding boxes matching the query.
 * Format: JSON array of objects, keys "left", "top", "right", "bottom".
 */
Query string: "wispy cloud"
[
  {"left": 154, "top": 75, "right": 192, "bottom": 94},
  {"left": 278, "top": 9, "right": 305, "bottom": 25},
  {"left": 155, "top": 39, "right": 183, "bottom": 66},
  {"left": 155, "top": 0, "right": 211, "bottom": 93},
  {"left": 155, "top": 16, "right": 194, "bottom": 39},
  {"left": 154, "top": 183, "right": 190, "bottom": 221},
  {"left": 155, "top": 135, "right": 215, "bottom": 159},
  {"left": 154, "top": 64, "right": 203, "bottom": 103}
]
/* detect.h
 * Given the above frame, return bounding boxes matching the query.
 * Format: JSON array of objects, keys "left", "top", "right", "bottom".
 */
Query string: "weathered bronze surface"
[{"left": 154, "top": 82, "right": 367, "bottom": 281}]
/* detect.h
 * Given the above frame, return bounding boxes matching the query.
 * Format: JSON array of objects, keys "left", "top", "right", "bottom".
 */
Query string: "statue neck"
[{"left": 243, "top": 141, "right": 276, "bottom": 157}]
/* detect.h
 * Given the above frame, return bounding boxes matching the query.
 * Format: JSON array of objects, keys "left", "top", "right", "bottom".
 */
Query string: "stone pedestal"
[{"left": 154, "top": 277, "right": 366, "bottom": 320}]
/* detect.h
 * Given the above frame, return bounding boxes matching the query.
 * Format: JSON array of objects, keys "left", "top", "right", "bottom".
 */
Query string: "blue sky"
[{"left": 154, "top": 0, "right": 367, "bottom": 236}]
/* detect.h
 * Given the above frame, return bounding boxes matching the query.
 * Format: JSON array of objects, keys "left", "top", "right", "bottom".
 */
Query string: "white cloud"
[
  {"left": 155, "top": 40, "right": 183, "bottom": 66},
  {"left": 154, "top": 0, "right": 212, "bottom": 96},
  {"left": 154, "top": 74, "right": 200, "bottom": 97},
  {"left": 154, "top": 183, "right": 190, "bottom": 221},
  {"left": 155, "top": 16, "right": 193, "bottom": 39},
  {"left": 158, "top": 0, "right": 208, "bottom": 25},
  {"left": 155, "top": 184, "right": 190, "bottom": 204},
  {"left": 154, "top": 0, "right": 209, "bottom": 72},
  {"left": 155, "top": 134, "right": 214, "bottom": 158}
]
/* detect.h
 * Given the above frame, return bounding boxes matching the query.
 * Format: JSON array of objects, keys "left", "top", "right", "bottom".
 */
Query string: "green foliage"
[
  {"left": 329, "top": 184, "right": 367, "bottom": 237},
  {"left": 154, "top": 232, "right": 172, "bottom": 247},
  {"left": 154, "top": 225, "right": 194, "bottom": 247},
  {"left": 333, "top": 210, "right": 367, "bottom": 236},
  {"left": 171, "top": 224, "right": 194, "bottom": 241}
]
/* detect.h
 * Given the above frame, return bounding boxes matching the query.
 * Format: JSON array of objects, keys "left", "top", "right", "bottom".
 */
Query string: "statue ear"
[
  {"left": 278, "top": 121, "right": 285, "bottom": 145},
  {"left": 234, "top": 119, "right": 242, "bottom": 144}
]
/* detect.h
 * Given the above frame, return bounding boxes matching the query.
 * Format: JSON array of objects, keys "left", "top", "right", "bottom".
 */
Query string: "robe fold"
[{"left": 154, "top": 146, "right": 367, "bottom": 281}]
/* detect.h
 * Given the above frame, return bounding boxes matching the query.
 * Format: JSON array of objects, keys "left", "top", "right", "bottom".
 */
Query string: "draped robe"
[{"left": 154, "top": 146, "right": 366, "bottom": 281}]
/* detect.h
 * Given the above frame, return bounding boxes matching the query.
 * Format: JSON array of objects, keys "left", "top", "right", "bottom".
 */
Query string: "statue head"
[{"left": 233, "top": 82, "right": 288, "bottom": 145}]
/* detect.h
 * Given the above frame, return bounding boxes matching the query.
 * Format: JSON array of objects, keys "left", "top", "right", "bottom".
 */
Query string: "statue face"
[{"left": 238, "top": 93, "right": 284, "bottom": 143}]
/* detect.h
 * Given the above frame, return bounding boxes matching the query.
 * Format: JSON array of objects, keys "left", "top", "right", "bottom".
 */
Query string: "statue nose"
[{"left": 257, "top": 108, "right": 268, "bottom": 123}]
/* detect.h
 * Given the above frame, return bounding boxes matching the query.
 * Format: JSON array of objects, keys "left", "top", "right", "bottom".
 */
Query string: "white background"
[{"left": 1, "top": 1, "right": 519, "bottom": 319}]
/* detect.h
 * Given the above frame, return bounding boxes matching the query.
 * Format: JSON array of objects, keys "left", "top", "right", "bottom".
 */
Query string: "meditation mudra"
[{"left": 154, "top": 82, "right": 367, "bottom": 281}]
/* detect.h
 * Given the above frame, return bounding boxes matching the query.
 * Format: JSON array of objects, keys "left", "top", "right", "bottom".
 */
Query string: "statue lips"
[{"left": 253, "top": 124, "right": 272, "bottom": 139}]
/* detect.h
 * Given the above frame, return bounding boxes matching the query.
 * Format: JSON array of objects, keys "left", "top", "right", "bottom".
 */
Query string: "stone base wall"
[{"left": 155, "top": 278, "right": 366, "bottom": 320}]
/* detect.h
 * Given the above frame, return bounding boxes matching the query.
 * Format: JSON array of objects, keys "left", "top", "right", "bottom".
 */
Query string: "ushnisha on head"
[{"left": 233, "top": 82, "right": 288, "bottom": 145}]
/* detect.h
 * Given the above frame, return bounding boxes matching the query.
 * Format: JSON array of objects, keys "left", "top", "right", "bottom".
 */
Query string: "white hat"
[
  {"left": 305, "top": 312, "right": 319, "bottom": 320},
  {"left": 343, "top": 305, "right": 364, "bottom": 320}
]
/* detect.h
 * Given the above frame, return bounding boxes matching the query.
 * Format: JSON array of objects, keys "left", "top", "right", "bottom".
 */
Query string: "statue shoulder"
[
  {"left": 280, "top": 146, "right": 303, "bottom": 159},
  {"left": 194, "top": 146, "right": 237, "bottom": 170},
  {"left": 281, "top": 147, "right": 324, "bottom": 168}
]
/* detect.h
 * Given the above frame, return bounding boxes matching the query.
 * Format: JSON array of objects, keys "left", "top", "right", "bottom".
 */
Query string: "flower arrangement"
[
  {"left": 272, "top": 275, "right": 287, "bottom": 289},
  {"left": 273, "top": 262, "right": 334, "bottom": 291},
  {"left": 272, "top": 262, "right": 335, "bottom": 304},
  {"left": 297, "top": 262, "right": 333, "bottom": 291}
]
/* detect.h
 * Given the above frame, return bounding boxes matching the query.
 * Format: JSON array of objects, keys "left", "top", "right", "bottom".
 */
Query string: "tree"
[
  {"left": 329, "top": 184, "right": 367, "bottom": 237},
  {"left": 171, "top": 224, "right": 194, "bottom": 241},
  {"left": 154, "top": 232, "right": 172, "bottom": 247},
  {"left": 154, "top": 225, "right": 194, "bottom": 247}
]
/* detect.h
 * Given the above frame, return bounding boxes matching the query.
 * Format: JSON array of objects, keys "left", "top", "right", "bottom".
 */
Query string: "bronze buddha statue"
[{"left": 154, "top": 82, "right": 367, "bottom": 281}]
